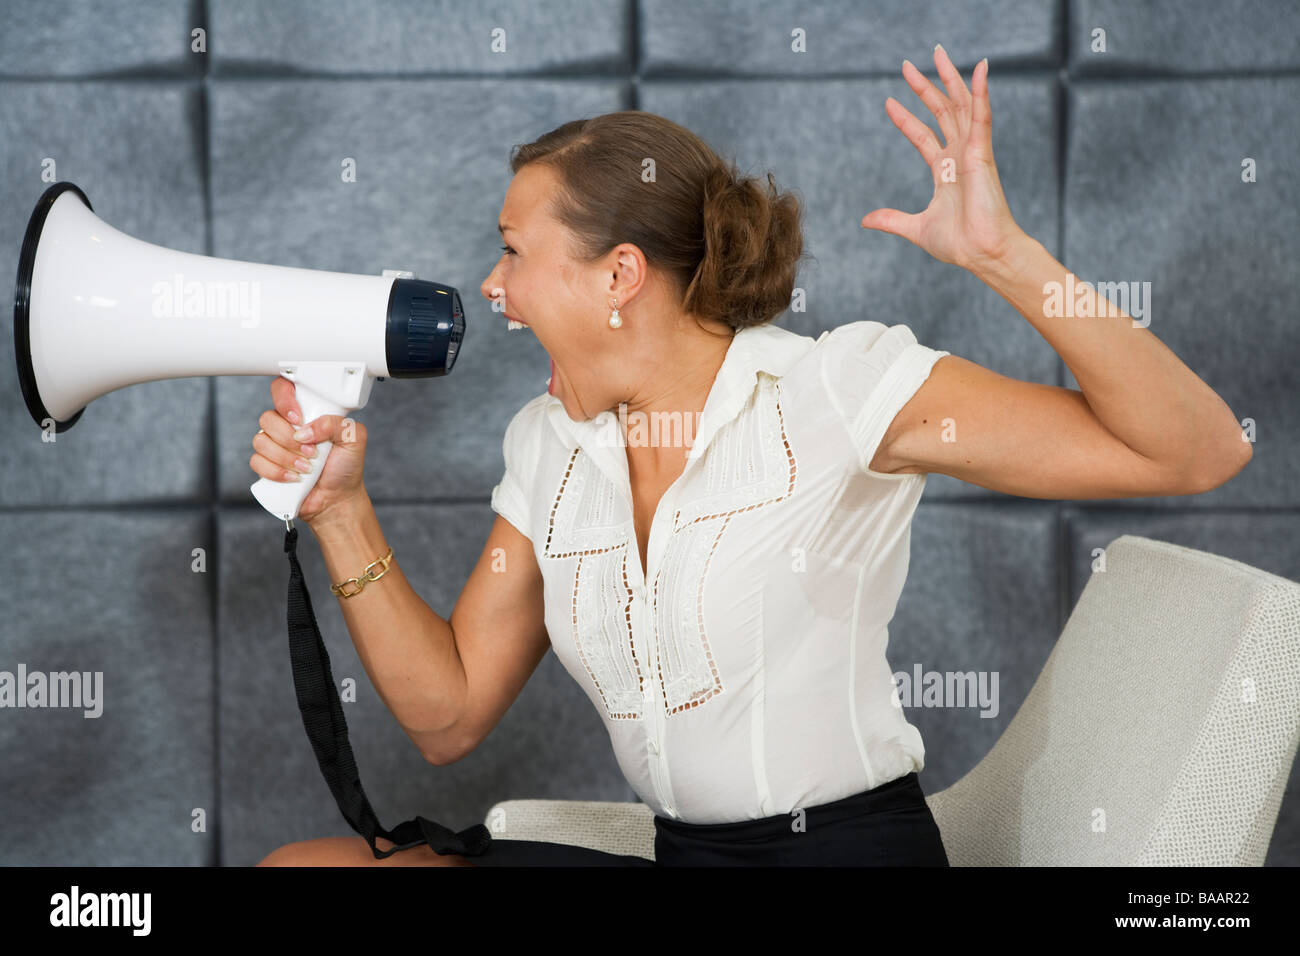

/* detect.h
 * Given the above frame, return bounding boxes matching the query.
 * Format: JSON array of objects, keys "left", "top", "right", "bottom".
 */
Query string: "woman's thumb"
[{"left": 861, "top": 207, "right": 921, "bottom": 244}]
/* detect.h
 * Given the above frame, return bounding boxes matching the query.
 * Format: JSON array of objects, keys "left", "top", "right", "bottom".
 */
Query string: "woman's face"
[{"left": 480, "top": 163, "right": 634, "bottom": 422}]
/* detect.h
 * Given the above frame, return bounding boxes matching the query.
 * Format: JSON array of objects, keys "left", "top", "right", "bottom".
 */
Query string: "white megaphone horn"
[{"left": 13, "top": 182, "right": 465, "bottom": 523}]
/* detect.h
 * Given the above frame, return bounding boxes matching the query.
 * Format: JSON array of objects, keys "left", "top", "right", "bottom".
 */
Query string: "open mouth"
[{"left": 506, "top": 314, "right": 553, "bottom": 392}]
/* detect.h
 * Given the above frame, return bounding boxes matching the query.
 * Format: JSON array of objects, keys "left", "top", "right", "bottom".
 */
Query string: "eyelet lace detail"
[
  {"left": 542, "top": 376, "right": 796, "bottom": 722},
  {"left": 654, "top": 375, "right": 796, "bottom": 716},
  {"left": 544, "top": 447, "right": 644, "bottom": 720}
]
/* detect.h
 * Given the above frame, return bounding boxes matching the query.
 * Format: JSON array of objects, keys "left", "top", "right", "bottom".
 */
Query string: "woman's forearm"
[
  {"left": 973, "top": 231, "right": 1249, "bottom": 480},
  {"left": 307, "top": 490, "right": 469, "bottom": 763}
]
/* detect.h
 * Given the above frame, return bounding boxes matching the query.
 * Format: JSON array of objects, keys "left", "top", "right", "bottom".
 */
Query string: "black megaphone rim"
[{"left": 14, "top": 181, "right": 93, "bottom": 432}]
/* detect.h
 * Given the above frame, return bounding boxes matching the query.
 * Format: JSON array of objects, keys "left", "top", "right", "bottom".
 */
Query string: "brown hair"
[{"left": 509, "top": 110, "right": 809, "bottom": 331}]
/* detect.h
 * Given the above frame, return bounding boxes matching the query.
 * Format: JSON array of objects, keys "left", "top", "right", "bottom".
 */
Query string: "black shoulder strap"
[{"left": 282, "top": 526, "right": 493, "bottom": 860}]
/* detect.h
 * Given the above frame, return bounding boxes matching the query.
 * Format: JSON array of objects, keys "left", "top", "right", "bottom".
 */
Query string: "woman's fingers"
[
  {"left": 884, "top": 96, "right": 943, "bottom": 167},
  {"left": 258, "top": 407, "right": 303, "bottom": 451},
  {"left": 970, "top": 58, "right": 993, "bottom": 154},
  {"left": 254, "top": 408, "right": 315, "bottom": 481},
  {"left": 900, "top": 58, "right": 958, "bottom": 147},
  {"left": 932, "top": 44, "right": 972, "bottom": 123},
  {"left": 270, "top": 375, "right": 302, "bottom": 427},
  {"left": 250, "top": 437, "right": 310, "bottom": 483},
  {"left": 289, "top": 414, "right": 359, "bottom": 449}
]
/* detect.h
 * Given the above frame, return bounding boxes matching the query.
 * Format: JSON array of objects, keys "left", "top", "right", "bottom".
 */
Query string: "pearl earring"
[{"left": 608, "top": 300, "right": 622, "bottom": 329}]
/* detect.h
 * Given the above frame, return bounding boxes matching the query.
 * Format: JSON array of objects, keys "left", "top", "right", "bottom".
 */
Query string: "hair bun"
[
  {"left": 702, "top": 165, "right": 739, "bottom": 205},
  {"left": 689, "top": 162, "right": 808, "bottom": 330}
]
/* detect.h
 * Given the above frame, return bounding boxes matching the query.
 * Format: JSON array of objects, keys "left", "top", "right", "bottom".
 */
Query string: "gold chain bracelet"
[{"left": 330, "top": 546, "right": 394, "bottom": 598}]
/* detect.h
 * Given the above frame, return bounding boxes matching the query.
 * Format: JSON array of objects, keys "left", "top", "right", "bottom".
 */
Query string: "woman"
[{"left": 254, "top": 48, "right": 1249, "bottom": 867}]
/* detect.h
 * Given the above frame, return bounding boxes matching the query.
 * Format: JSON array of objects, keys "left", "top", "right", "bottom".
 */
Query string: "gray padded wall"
[{"left": 0, "top": 0, "right": 1295, "bottom": 866}]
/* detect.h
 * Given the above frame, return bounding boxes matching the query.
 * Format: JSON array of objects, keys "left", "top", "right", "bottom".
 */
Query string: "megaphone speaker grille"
[
  {"left": 384, "top": 278, "right": 466, "bottom": 378},
  {"left": 13, "top": 181, "right": 93, "bottom": 432}
]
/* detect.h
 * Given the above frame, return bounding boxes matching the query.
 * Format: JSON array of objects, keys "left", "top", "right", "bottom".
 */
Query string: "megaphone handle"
[{"left": 250, "top": 380, "right": 351, "bottom": 522}]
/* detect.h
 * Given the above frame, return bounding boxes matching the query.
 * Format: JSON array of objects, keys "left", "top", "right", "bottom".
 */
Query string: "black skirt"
[{"left": 468, "top": 771, "right": 949, "bottom": 867}]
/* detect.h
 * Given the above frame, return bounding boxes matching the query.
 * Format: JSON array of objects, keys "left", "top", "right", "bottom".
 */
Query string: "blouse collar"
[{"left": 543, "top": 321, "right": 818, "bottom": 491}]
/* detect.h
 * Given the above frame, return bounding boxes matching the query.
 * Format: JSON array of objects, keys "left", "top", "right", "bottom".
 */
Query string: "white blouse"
[{"left": 490, "top": 320, "right": 951, "bottom": 824}]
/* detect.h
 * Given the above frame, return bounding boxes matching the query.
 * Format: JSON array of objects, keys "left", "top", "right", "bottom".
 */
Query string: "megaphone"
[
  {"left": 13, "top": 182, "right": 465, "bottom": 522},
  {"left": 13, "top": 184, "right": 488, "bottom": 861}
]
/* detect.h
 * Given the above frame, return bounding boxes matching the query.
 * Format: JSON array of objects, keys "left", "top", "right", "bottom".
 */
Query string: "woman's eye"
[{"left": 500, "top": 245, "right": 515, "bottom": 256}]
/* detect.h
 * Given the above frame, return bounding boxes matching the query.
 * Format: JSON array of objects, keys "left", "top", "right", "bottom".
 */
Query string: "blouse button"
[{"left": 648, "top": 739, "right": 660, "bottom": 756}]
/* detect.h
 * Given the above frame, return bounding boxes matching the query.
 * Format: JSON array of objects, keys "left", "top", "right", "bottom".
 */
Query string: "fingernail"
[
  {"left": 287, "top": 410, "right": 300, "bottom": 425},
  {"left": 293, "top": 427, "right": 311, "bottom": 441},
  {"left": 300, "top": 443, "right": 317, "bottom": 458},
  {"left": 935, "top": 43, "right": 945, "bottom": 53},
  {"left": 294, "top": 457, "right": 312, "bottom": 474},
  {"left": 902, "top": 58, "right": 914, "bottom": 70},
  {"left": 283, "top": 470, "right": 301, "bottom": 482}
]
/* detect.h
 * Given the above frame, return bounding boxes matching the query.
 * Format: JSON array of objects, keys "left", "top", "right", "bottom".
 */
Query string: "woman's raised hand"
[
  {"left": 862, "top": 45, "right": 1025, "bottom": 273},
  {"left": 249, "top": 376, "right": 369, "bottom": 526}
]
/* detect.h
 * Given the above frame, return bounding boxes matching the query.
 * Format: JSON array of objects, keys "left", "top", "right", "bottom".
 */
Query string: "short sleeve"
[
  {"left": 820, "top": 321, "right": 950, "bottom": 479},
  {"left": 490, "top": 396, "right": 547, "bottom": 540}
]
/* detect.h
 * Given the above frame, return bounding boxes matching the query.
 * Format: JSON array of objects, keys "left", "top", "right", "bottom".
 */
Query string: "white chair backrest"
[{"left": 926, "top": 534, "right": 1300, "bottom": 866}]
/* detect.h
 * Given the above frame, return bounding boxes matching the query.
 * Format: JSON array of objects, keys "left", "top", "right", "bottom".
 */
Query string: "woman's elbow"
[{"left": 1187, "top": 438, "right": 1253, "bottom": 494}]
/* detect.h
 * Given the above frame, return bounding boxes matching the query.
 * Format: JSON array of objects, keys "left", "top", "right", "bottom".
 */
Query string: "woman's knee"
[{"left": 256, "top": 836, "right": 473, "bottom": 867}]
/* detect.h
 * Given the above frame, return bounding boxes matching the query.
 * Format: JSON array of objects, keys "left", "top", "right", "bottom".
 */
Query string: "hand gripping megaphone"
[
  {"left": 13, "top": 181, "right": 466, "bottom": 522},
  {"left": 12, "top": 182, "right": 492, "bottom": 862}
]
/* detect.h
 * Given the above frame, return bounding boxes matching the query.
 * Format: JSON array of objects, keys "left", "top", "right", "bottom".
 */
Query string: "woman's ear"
[{"left": 607, "top": 243, "right": 648, "bottom": 304}]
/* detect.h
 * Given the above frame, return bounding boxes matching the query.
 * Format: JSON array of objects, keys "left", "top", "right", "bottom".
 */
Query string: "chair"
[{"left": 483, "top": 535, "right": 1300, "bottom": 865}]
